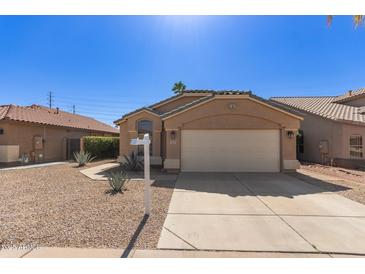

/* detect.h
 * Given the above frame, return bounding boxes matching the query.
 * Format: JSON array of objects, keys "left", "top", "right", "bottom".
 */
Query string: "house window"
[
  {"left": 349, "top": 135, "right": 363, "bottom": 158},
  {"left": 137, "top": 120, "right": 152, "bottom": 156}
]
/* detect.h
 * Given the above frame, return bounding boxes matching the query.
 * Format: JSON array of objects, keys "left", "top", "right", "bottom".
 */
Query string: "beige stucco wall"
[
  {"left": 163, "top": 97, "right": 301, "bottom": 171},
  {"left": 118, "top": 111, "right": 162, "bottom": 164},
  {"left": 338, "top": 123, "right": 365, "bottom": 159},
  {"left": 298, "top": 113, "right": 365, "bottom": 167},
  {"left": 0, "top": 121, "right": 112, "bottom": 163}
]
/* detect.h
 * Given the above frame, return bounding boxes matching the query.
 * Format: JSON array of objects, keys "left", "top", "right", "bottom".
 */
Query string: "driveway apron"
[{"left": 157, "top": 172, "right": 365, "bottom": 254}]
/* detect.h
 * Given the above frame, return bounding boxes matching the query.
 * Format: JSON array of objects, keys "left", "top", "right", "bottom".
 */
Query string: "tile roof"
[
  {"left": 0, "top": 105, "right": 10, "bottom": 120},
  {"left": 333, "top": 88, "right": 365, "bottom": 103},
  {"left": 270, "top": 96, "right": 365, "bottom": 125},
  {"left": 0, "top": 104, "right": 119, "bottom": 134},
  {"left": 183, "top": 89, "right": 252, "bottom": 95}
]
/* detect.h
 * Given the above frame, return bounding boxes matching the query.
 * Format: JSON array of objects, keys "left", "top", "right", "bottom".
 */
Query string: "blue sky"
[{"left": 0, "top": 16, "right": 364, "bottom": 125}]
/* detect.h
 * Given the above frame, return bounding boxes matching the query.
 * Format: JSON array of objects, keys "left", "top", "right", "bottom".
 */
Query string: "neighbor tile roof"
[
  {"left": 270, "top": 96, "right": 365, "bottom": 124},
  {"left": 333, "top": 88, "right": 365, "bottom": 103},
  {"left": 115, "top": 89, "right": 301, "bottom": 124},
  {"left": 0, "top": 104, "right": 119, "bottom": 133}
]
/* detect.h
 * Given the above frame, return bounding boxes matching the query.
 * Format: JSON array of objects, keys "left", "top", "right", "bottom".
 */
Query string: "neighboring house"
[
  {"left": 271, "top": 88, "right": 365, "bottom": 169},
  {"left": 114, "top": 90, "right": 303, "bottom": 172},
  {"left": 0, "top": 104, "right": 119, "bottom": 164}
]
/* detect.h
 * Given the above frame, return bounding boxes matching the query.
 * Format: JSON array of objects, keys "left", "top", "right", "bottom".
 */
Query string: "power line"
[{"left": 48, "top": 91, "right": 53, "bottom": 108}]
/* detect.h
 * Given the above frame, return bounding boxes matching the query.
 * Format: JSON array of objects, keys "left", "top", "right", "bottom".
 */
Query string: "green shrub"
[
  {"left": 107, "top": 170, "right": 128, "bottom": 195},
  {"left": 120, "top": 152, "right": 143, "bottom": 171},
  {"left": 83, "top": 136, "right": 119, "bottom": 159},
  {"left": 74, "top": 151, "right": 96, "bottom": 167}
]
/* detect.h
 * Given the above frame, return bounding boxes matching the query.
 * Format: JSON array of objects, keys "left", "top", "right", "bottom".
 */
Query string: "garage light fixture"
[
  {"left": 170, "top": 130, "right": 176, "bottom": 140},
  {"left": 286, "top": 130, "right": 294, "bottom": 139}
]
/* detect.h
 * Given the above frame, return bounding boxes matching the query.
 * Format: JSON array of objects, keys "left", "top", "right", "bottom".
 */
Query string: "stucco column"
[
  {"left": 164, "top": 128, "right": 181, "bottom": 170},
  {"left": 127, "top": 131, "right": 138, "bottom": 154},
  {"left": 281, "top": 128, "right": 300, "bottom": 171},
  {"left": 151, "top": 130, "right": 162, "bottom": 165},
  {"left": 80, "top": 137, "right": 84, "bottom": 152}
]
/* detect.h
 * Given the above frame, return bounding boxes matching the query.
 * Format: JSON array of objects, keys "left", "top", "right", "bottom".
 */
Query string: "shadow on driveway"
[{"left": 152, "top": 172, "right": 350, "bottom": 198}]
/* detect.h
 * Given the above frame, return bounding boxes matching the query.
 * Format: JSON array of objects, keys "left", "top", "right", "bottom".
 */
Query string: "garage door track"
[{"left": 157, "top": 172, "right": 365, "bottom": 255}]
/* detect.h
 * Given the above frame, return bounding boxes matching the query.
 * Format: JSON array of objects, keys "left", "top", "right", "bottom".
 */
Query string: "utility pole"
[
  {"left": 48, "top": 91, "right": 53, "bottom": 109},
  {"left": 72, "top": 105, "right": 76, "bottom": 114}
]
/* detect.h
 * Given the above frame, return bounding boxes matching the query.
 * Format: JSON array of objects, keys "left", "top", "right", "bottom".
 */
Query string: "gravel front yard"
[
  {"left": 294, "top": 163, "right": 365, "bottom": 205},
  {"left": 0, "top": 160, "right": 175, "bottom": 249}
]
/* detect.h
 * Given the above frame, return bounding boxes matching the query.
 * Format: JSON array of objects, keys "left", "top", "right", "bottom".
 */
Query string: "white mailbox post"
[{"left": 130, "top": 133, "right": 152, "bottom": 215}]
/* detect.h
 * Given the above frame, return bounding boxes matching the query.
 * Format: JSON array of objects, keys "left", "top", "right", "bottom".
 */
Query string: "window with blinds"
[{"left": 349, "top": 135, "right": 363, "bottom": 158}]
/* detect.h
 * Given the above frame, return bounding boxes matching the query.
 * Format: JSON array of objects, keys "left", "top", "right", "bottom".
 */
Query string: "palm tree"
[
  {"left": 327, "top": 15, "right": 364, "bottom": 27},
  {"left": 172, "top": 81, "right": 186, "bottom": 94}
]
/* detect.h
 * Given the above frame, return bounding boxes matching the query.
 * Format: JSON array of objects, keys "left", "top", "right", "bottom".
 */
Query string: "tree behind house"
[{"left": 172, "top": 81, "right": 186, "bottom": 94}]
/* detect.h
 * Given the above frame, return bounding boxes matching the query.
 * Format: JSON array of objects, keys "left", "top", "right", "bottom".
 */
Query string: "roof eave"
[{"left": 113, "top": 108, "right": 161, "bottom": 125}]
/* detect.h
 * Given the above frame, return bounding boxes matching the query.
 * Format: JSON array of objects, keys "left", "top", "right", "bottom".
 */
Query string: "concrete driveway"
[{"left": 157, "top": 172, "right": 365, "bottom": 255}]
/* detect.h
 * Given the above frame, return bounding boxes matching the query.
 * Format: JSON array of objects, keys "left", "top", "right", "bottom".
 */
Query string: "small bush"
[
  {"left": 74, "top": 151, "right": 96, "bottom": 167},
  {"left": 107, "top": 170, "right": 128, "bottom": 195},
  {"left": 83, "top": 136, "right": 119, "bottom": 159},
  {"left": 120, "top": 151, "right": 143, "bottom": 171}
]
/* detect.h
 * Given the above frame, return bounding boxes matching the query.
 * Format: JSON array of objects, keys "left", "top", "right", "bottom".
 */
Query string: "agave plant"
[
  {"left": 107, "top": 170, "right": 128, "bottom": 195},
  {"left": 120, "top": 151, "right": 143, "bottom": 171},
  {"left": 73, "top": 151, "right": 96, "bottom": 167}
]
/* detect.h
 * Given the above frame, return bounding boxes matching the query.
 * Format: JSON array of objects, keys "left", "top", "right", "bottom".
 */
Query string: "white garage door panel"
[{"left": 181, "top": 130, "right": 280, "bottom": 172}]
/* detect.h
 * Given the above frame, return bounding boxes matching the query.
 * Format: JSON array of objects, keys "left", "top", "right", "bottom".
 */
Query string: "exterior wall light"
[
  {"left": 287, "top": 130, "right": 294, "bottom": 139},
  {"left": 170, "top": 130, "right": 176, "bottom": 140}
]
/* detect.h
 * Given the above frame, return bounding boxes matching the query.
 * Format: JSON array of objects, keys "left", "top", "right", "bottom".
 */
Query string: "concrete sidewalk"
[
  {"left": 1, "top": 247, "right": 365, "bottom": 258},
  {"left": 80, "top": 163, "right": 119, "bottom": 180}
]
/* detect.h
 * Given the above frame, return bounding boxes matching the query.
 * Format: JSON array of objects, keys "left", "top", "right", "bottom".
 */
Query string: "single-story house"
[
  {"left": 114, "top": 90, "right": 303, "bottom": 172},
  {"left": 271, "top": 88, "right": 365, "bottom": 169},
  {"left": 0, "top": 104, "right": 119, "bottom": 164}
]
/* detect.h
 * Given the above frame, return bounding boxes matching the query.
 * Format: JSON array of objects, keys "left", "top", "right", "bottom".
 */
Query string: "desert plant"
[
  {"left": 73, "top": 151, "right": 96, "bottom": 167},
  {"left": 107, "top": 170, "right": 128, "bottom": 195},
  {"left": 120, "top": 151, "right": 143, "bottom": 171}
]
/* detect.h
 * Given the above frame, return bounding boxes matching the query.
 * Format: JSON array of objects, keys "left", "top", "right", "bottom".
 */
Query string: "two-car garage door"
[{"left": 181, "top": 130, "right": 280, "bottom": 172}]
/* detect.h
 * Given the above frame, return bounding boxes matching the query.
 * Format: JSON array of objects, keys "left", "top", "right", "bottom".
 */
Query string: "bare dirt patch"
[
  {"left": 0, "top": 160, "right": 175, "bottom": 249},
  {"left": 293, "top": 163, "right": 365, "bottom": 205}
]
